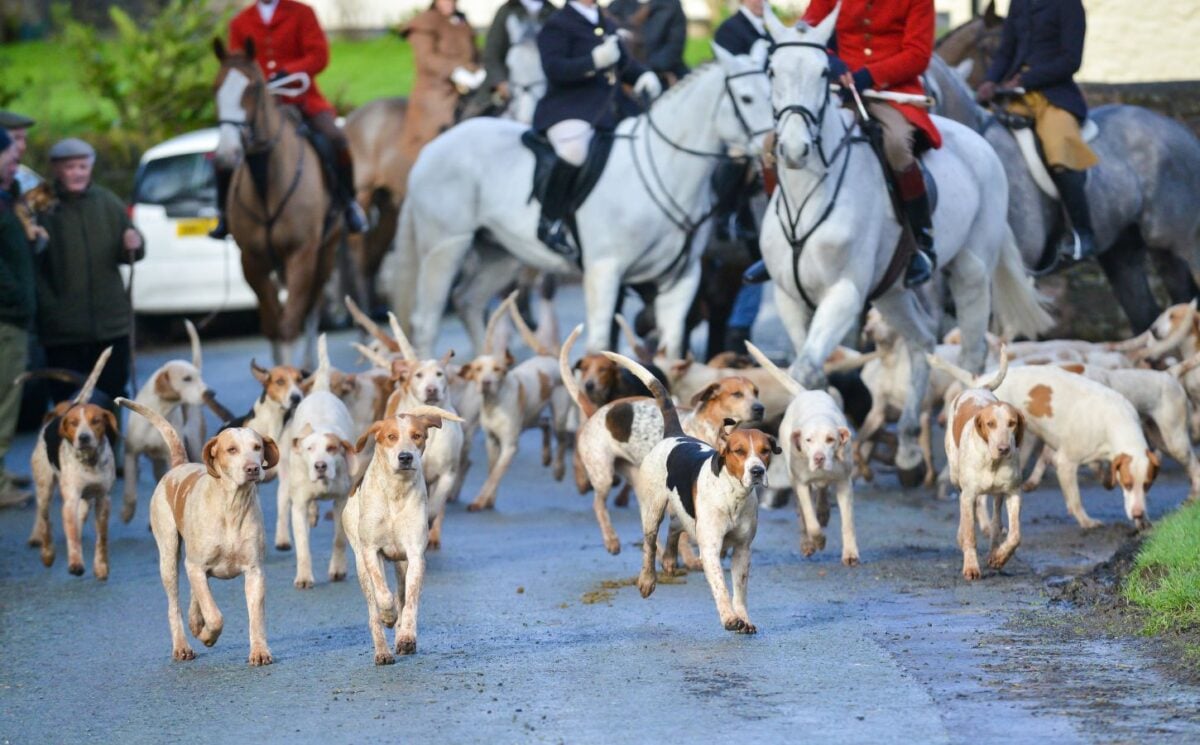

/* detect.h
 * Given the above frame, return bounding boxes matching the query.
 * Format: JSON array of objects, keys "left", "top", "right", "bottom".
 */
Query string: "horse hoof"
[{"left": 897, "top": 464, "right": 926, "bottom": 489}]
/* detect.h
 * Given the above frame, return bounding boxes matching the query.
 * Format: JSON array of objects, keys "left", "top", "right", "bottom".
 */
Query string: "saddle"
[
  {"left": 992, "top": 109, "right": 1100, "bottom": 200},
  {"left": 521, "top": 129, "right": 615, "bottom": 214}
]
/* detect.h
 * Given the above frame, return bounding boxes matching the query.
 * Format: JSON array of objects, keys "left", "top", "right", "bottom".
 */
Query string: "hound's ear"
[
  {"left": 768, "top": 435, "right": 782, "bottom": 455},
  {"left": 691, "top": 382, "right": 722, "bottom": 408},
  {"left": 1014, "top": 411, "right": 1025, "bottom": 448},
  {"left": 250, "top": 359, "right": 269, "bottom": 384},
  {"left": 710, "top": 449, "right": 724, "bottom": 476},
  {"left": 837, "top": 426, "right": 852, "bottom": 461},
  {"left": 355, "top": 421, "right": 383, "bottom": 453},
  {"left": 573, "top": 358, "right": 583, "bottom": 371},
  {"left": 1109, "top": 453, "right": 1132, "bottom": 491},
  {"left": 504, "top": 348, "right": 516, "bottom": 368},
  {"left": 203, "top": 436, "right": 222, "bottom": 479},
  {"left": 671, "top": 359, "right": 692, "bottom": 377},
  {"left": 719, "top": 417, "right": 737, "bottom": 440},
  {"left": 458, "top": 362, "right": 476, "bottom": 381},
  {"left": 213, "top": 37, "right": 226, "bottom": 61},
  {"left": 243, "top": 37, "right": 256, "bottom": 60},
  {"left": 101, "top": 410, "right": 120, "bottom": 450},
  {"left": 261, "top": 436, "right": 280, "bottom": 470},
  {"left": 340, "top": 439, "right": 356, "bottom": 455}
]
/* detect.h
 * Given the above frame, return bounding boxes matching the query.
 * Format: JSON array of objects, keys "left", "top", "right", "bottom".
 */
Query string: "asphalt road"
[{"left": 2, "top": 289, "right": 1199, "bottom": 744}]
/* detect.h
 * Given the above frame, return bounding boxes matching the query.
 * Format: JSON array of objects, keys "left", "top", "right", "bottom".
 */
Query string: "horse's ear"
[
  {"left": 243, "top": 37, "right": 256, "bottom": 60},
  {"left": 213, "top": 37, "right": 226, "bottom": 61},
  {"left": 762, "top": 3, "right": 789, "bottom": 40},
  {"left": 711, "top": 42, "right": 735, "bottom": 69},
  {"left": 954, "top": 58, "right": 974, "bottom": 82},
  {"left": 983, "top": 0, "right": 1001, "bottom": 26},
  {"left": 810, "top": 3, "right": 840, "bottom": 46}
]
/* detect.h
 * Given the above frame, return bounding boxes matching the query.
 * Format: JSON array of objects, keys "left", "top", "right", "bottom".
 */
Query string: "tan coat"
[{"left": 398, "top": 9, "right": 479, "bottom": 163}]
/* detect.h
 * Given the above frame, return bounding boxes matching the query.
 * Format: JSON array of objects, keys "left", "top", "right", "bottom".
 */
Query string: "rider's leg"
[
  {"left": 539, "top": 119, "right": 592, "bottom": 258},
  {"left": 208, "top": 165, "right": 233, "bottom": 240},
  {"left": 872, "top": 103, "right": 935, "bottom": 287},
  {"left": 308, "top": 109, "right": 368, "bottom": 234},
  {"left": 1029, "top": 94, "right": 1100, "bottom": 261},
  {"left": 711, "top": 159, "right": 757, "bottom": 243}
]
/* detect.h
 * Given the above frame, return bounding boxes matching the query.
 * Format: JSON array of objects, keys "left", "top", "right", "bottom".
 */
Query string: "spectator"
[
  {"left": 0, "top": 129, "right": 34, "bottom": 507},
  {"left": 0, "top": 110, "right": 39, "bottom": 195},
  {"left": 35, "top": 138, "right": 144, "bottom": 407}
]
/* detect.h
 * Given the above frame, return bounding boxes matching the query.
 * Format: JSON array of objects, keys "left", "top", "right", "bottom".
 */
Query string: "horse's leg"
[
  {"left": 1095, "top": 228, "right": 1160, "bottom": 334},
  {"left": 241, "top": 249, "right": 286, "bottom": 363},
  {"left": 653, "top": 261, "right": 703, "bottom": 360},
  {"left": 793, "top": 281, "right": 862, "bottom": 388},
  {"left": 1149, "top": 248, "right": 1199, "bottom": 305},
  {"left": 773, "top": 285, "right": 812, "bottom": 359},
  {"left": 873, "top": 291, "right": 937, "bottom": 478},
  {"left": 945, "top": 250, "right": 990, "bottom": 375},
  {"left": 412, "top": 234, "right": 475, "bottom": 357},
  {"left": 279, "top": 240, "right": 329, "bottom": 369},
  {"left": 300, "top": 308, "right": 320, "bottom": 370},
  {"left": 451, "top": 248, "right": 520, "bottom": 356},
  {"left": 582, "top": 257, "right": 625, "bottom": 353}
]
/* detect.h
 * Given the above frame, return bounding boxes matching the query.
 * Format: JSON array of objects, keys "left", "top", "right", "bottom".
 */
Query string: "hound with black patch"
[
  {"left": 27, "top": 348, "right": 119, "bottom": 579},
  {"left": 605, "top": 352, "right": 779, "bottom": 634}
]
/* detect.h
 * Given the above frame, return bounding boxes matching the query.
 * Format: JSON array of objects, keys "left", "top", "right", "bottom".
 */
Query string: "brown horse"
[
  {"left": 212, "top": 38, "right": 339, "bottom": 366},
  {"left": 934, "top": 1, "right": 1004, "bottom": 90}
]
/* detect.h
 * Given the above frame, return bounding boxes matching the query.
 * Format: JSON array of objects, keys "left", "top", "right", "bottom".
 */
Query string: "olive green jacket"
[
  {"left": 0, "top": 197, "right": 34, "bottom": 328},
  {"left": 35, "top": 182, "right": 144, "bottom": 346}
]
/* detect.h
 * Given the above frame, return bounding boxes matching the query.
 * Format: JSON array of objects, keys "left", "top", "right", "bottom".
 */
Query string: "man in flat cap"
[
  {"left": 34, "top": 138, "right": 144, "bottom": 410},
  {"left": 0, "top": 110, "right": 39, "bottom": 196},
  {"left": 0, "top": 128, "right": 34, "bottom": 507}
]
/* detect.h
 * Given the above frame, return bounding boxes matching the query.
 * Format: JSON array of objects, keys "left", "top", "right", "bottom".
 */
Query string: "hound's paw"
[
  {"left": 842, "top": 553, "right": 859, "bottom": 567},
  {"left": 637, "top": 571, "right": 657, "bottom": 599},
  {"left": 800, "top": 534, "right": 825, "bottom": 557},
  {"left": 466, "top": 500, "right": 491, "bottom": 513},
  {"left": 40, "top": 548, "right": 55, "bottom": 567},
  {"left": 962, "top": 565, "right": 981, "bottom": 581},
  {"left": 722, "top": 616, "right": 747, "bottom": 632},
  {"left": 275, "top": 541, "right": 292, "bottom": 552},
  {"left": 248, "top": 647, "right": 273, "bottom": 666},
  {"left": 94, "top": 563, "right": 109, "bottom": 581},
  {"left": 27, "top": 534, "right": 41, "bottom": 548},
  {"left": 1020, "top": 480, "right": 1038, "bottom": 493},
  {"left": 198, "top": 623, "right": 223, "bottom": 647},
  {"left": 541, "top": 450, "right": 552, "bottom": 467},
  {"left": 67, "top": 562, "right": 84, "bottom": 577},
  {"left": 329, "top": 571, "right": 347, "bottom": 583},
  {"left": 172, "top": 646, "right": 196, "bottom": 662},
  {"left": 395, "top": 636, "right": 417, "bottom": 656},
  {"left": 374, "top": 651, "right": 395, "bottom": 666},
  {"left": 736, "top": 619, "right": 757, "bottom": 635},
  {"left": 553, "top": 463, "right": 566, "bottom": 482},
  {"left": 120, "top": 504, "right": 136, "bottom": 524},
  {"left": 604, "top": 536, "right": 621, "bottom": 555},
  {"left": 1079, "top": 518, "right": 1103, "bottom": 531},
  {"left": 294, "top": 577, "right": 314, "bottom": 590},
  {"left": 986, "top": 552, "right": 1009, "bottom": 570},
  {"left": 427, "top": 538, "right": 441, "bottom": 551}
]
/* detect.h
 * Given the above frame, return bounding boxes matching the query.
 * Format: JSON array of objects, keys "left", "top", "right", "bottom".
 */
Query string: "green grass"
[{"left": 1124, "top": 500, "right": 1200, "bottom": 634}]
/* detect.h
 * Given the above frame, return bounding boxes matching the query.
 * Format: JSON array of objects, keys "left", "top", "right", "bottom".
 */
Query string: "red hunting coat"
[
  {"left": 804, "top": 0, "right": 942, "bottom": 149},
  {"left": 229, "top": 0, "right": 335, "bottom": 117}
]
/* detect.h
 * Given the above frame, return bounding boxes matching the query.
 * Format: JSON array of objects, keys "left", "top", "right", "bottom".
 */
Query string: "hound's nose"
[
  {"left": 77, "top": 431, "right": 93, "bottom": 445},
  {"left": 425, "top": 386, "right": 439, "bottom": 399},
  {"left": 749, "top": 464, "right": 766, "bottom": 479},
  {"left": 314, "top": 462, "right": 328, "bottom": 475},
  {"left": 397, "top": 452, "right": 414, "bottom": 468},
  {"left": 751, "top": 403, "right": 765, "bottom": 419},
  {"left": 289, "top": 392, "right": 302, "bottom": 406},
  {"left": 997, "top": 444, "right": 1010, "bottom": 455},
  {"left": 584, "top": 380, "right": 596, "bottom": 392},
  {"left": 1132, "top": 506, "right": 1146, "bottom": 520},
  {"left": 244, "top": 464, "right": 262, "bottom": 479}
]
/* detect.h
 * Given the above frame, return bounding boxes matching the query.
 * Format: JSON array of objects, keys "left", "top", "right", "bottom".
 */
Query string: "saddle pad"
[
  {"left": 521, "top": 129, "right": 615, "bottom": 212},
  {"left": 1014, "top": 127, "right": 1061, "bottom": 199}
]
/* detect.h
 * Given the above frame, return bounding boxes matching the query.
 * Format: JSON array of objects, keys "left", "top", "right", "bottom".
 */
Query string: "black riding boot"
[
  {"left": 537, "top": 159, "right": 582, "bottom": 259},
  {"left": 208, "top": 165, "right": 233, "bottom": 239},
  {"left": 1051, "top": 167, "right": 1097, "bottom": 261},
  {"left": 711, "top": 159, "right": 757, "bottom": 243},
  {"left": 898, "top": 164, "right": 936, "bottom": 288},
  {"left": 334, "top": 146, "right": 369, "bottom": 234}
]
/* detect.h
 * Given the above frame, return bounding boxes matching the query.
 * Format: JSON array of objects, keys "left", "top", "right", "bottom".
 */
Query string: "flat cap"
[
  {"left": 0, "top": 110, "right": 35, "bottom": 129},
  {"left": 48, "top": 137, "right": 96, "bottom": 161}
]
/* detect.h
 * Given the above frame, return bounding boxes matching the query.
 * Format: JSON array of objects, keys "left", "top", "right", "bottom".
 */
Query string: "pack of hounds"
[{"left": 24, "top": 295, "right": 1200, "bottom": 666}]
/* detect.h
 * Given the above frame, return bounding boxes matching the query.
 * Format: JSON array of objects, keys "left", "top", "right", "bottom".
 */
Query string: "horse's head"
[
  {"left": 502, "top": 15, "right": 545, "bottom": 125},
  {"left": 934, "top": 1, "right": 1003, "bottom": 89},
  {"left": 763, "top": 3, "right": 839, "bottom": 169},
  {"left": 212, "top": 37, "right": 267, "bottom": 169},
  {"left": 710, "top": 41, "right": 773, "bottom": 156}
]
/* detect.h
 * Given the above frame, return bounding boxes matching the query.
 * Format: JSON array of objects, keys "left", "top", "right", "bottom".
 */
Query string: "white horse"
[
  {"left": 759, "top": 8, "right": 1052, "bottom": 476},
  {"left": 394, "top": 45, "right": 774, "bottom": 358},
  {"left": 500, "top": 14, "right": 546, "bottom": 125}
]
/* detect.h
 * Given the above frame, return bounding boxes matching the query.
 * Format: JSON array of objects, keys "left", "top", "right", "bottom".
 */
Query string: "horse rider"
[
  {"left": 210, "top": 0, "right": 368, "bottom": 239},
  {"left": 533, "top": 0, "right": 663, "bottom": 257},
  {"left": 607, "top": 0, "right": 689, "bottom": 87},
  {"left": 399, "top": 0, "right": 484, "bottom": 157},
  {"left": 976, "top": 0, "right": 1098, "bottom": 261},
  {"left": 745, "top": 0, "right": 941, "bottom": 287},
  {"left": 481, "top": 0, "right": 555, "bottom": 108}
]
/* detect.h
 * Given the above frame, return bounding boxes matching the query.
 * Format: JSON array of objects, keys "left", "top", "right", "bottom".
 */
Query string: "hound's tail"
[
  {"left": 926, "top": 353, "right": 978, "bottom": 388},
  {"left": 976, "top": 344, "right": 1009, "bottom": 391},
  {"left": 353, "top": 342, "right": 393, "bottom": 369},
  {"left": 744, "top": 341, "right": 805, "bottom": 398},
  {"left": 822, "top": 347, "right": 884, "bottom": 374},
  {"left": 74, "top": 346, "right": 113, "bottom": 406},
  {"left": 503, "top": 290, "right": 551, "bottom": 357},
  {"left": 535, "top": 277, "right": 560, "bottom": 354},
  {"left": 613, "top": 313, "right": 649, "bottom": 360},
  {"left": 1169, "top": 349, "right": 1200, "bottom": 380},
  {"left": 13, "top": 368, "right": 85, "bottom": 388},
  {"left": 309, "top": 333, "right": 333, "bottom": 394},
  {"left": 117, "top": 397, "right": 188, "bottom": 469},
  {"left": 1134, "top": 299, "right": 1197, "bottom": 363},
  {"left": 481, "top": 291, "right": 513, "bottom": 356},
  {"left": 560, "top": 324, "right": 596, "bottom": 419},
  {"left": 185, "top": 318, "right": 202, "bottom": 371},
  {"left": 344, "top": 295, "right": 402, "bottom": 356},
  {"left": 603, "top": 351, "right": 683, "bottom": 438},
  {"left": 991, "top": 226, "right": 1055, "bottom": 340},
  {"left": 402, "top": 405, "right": 465, "bottom": 424},
  {"left": 387, "top": 311, "right": 420, "bottom": 360}
]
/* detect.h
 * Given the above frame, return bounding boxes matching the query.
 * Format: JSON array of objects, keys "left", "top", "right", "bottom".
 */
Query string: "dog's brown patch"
[
  {"left": 575, "top": 354, "right": 619, "bottom": 403},
  {"left": 605, "top": 402, "right": 635, "bottom": 443},
  {"left": 1026, "top": 384, "right": 1054, "bottom": 418},
  {"left": 537, "top": 370, "right": 553, "bottom": 404},
  {"left": 1111, "top": 453, "right": 1134, "bottom": 491},
  {"left": 164, "top": 467, "right": 204, "bottom": 531},
  {"left": 154, "top": 369, "right": 181, "bottom": 401},
  {"left": 952, "top": 398, "right": 988, "bottom": 448},
  {"left": 1060, "top": 363, "right": 1086, "bottom": 375}
]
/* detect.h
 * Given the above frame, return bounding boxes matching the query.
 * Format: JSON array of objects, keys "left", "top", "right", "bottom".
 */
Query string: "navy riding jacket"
[
  {"left": 713, "top": 10, "right": 768, "bottom": 57},
  {"left": 986, "top": 0, "right": 1089, "bottom": 120},
  {"left": 533, "top": 4, "right": 648, "bottom": 132}
]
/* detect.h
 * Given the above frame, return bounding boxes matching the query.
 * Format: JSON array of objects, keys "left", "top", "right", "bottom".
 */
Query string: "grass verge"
[{"left": 1123, "top": 499, "right": 1200, "bottom": 634}]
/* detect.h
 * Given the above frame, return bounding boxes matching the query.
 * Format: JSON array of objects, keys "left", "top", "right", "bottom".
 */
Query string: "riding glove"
[
  {"left": 633, "top": 71, "right": 663, "bottom": 100},
  {"left": 591, "top": 36, "right": 621, "bottom": 70}
]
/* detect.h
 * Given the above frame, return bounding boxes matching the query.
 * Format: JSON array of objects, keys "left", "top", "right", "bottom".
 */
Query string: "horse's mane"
[{"left": 652, "top": 61, "right": 718, "bottom": 104}]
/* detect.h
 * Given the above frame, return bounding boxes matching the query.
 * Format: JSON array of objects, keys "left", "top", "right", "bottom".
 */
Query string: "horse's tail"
[
  {"left": 991, "top": 226, "right": 1055, "bottom": 340},
  {"left": 390, "top": 197, "right": 420, "bottom": 338},
  {"left": 559, "top": 324, "right": 597, "bottom": 419},
  {"left": 743, "top": 341, "right": 805, "bottom": 398},
  {"left": 117, "top": 398, "right": 188, "bottom": 469},
  {"left": 603, "top": 351, "right": 683, "bottom": 438}
]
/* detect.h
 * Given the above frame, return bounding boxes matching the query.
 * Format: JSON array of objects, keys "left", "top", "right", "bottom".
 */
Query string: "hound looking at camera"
[
  {"left": 28, "top": 348, "right": 118, "bottom": 579},
  {"left": 118, "top": 397, "right": 279, "bottom": 666},
  {"left": 931, "top": 352, "right": 1025, "bottom": 580},
  {"left": 745, "top": 342, "right": 859, "bottom": 566},
  {"left": 605, "top": 352, "right": 779, "bottom": 634},
  {"left": 344, "top": 407, "right": 461, "bottom": 664}
]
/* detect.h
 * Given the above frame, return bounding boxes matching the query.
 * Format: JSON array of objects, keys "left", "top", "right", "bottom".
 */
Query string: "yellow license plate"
[{"left": 176, "top": 217, "right": 218, "bottom": 237}]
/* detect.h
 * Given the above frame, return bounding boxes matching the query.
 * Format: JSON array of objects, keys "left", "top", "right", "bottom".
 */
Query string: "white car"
[{"left": 124, "top": 129, "right": 258, "bottom": 315}]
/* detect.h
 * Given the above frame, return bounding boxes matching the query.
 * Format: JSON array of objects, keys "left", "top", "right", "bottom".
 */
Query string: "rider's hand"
[
  {"left": 123, "top": 227, "right": 143, "bottom": 253},
  {"left": 591, "top": 35, "right": 621, "bottom": 70},
  {"left": 975, "top": 80, "right": 996, "bottom": 103},
  {"left": 495, "top": 81, "right": 511, "bottom": 100},
  {"left": 451, "top": 67, "right": 485, "bottom": 92},
  {"left": 268, "top": 69, "right": 289, "bottom": 84},
  {"left": 633, "top": 71, "right": 662, "bottom": 100}
]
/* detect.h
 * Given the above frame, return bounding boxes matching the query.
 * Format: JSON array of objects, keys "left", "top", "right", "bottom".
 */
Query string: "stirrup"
[
  {"left": 904, "top": 249, "right": 935, "bottom": 288},
  {"left": 538, "top": 219, "right": 579, "bottom": 261},
  {"left": 1061, "top": 230, "right": 1096, "bottom": 262}
]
